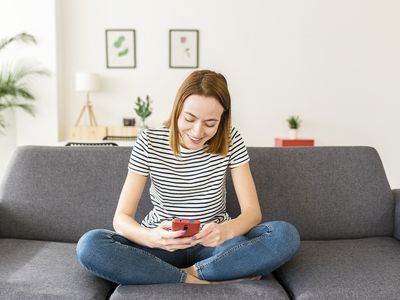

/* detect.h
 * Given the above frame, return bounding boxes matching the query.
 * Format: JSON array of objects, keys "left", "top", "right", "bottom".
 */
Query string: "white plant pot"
[
  {"left": 289, "top": 129, "right": 298, "bottom": 140},
  {"left": 137, "top": 118, "right": 147, "bottom": 135}
]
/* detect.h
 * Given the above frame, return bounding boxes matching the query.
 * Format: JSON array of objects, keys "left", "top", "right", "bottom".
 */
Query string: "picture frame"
[
  {"left": 106, "top": 29, "right": 136, "bottom": 68},
  {"left": 169, "top": 29, "right": 199, "bottom": 68}
]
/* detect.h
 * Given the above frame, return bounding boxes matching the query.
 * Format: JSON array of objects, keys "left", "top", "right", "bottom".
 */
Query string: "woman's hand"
[
  {"left": 147, "top": 220, "right": 194, "bottom": 252},
  {"left": 191, "top": 222, "right": 233, "bottom": 247}
]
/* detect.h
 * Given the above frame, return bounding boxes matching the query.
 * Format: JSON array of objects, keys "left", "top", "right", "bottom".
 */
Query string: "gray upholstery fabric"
[
  {"left": 0, "top": 238, "right": 115, "bottom": 299},
  {"left": 0, "top": 145, "right": 397, "bottom": 299},
  {"left": 0, "top": 146, "right": 153, "bottom": 242},
  {"left": 394, "top": 189, "right": 400, "bottom": 240},
  {"left": 0, "top": 146, "right": 394, "bottom": 242},
  {"left": 275, "top": 237, "right": 400, "bottom": 299},
  {"left": 110, "top": 275, "right": 289, "bottom": 300},
  {"left": 226, "top": 146, "right": 394, "bottom": 240}
]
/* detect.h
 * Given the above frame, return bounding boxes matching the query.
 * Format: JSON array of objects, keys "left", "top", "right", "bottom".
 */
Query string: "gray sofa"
[{"left": 0, "top": 145, "right": 399, "bottom": 299}]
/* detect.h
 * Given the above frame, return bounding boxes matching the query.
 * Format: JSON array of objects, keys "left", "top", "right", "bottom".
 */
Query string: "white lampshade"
[{"left": 75, "top": 72, "right": 100, "bottom": 92}]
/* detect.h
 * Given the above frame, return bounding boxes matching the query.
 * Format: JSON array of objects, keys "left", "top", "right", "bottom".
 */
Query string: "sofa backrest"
[
  {"left": 0, "top": 146, "right": 394, "bottom": 242},
  {"left": 225, "top": 146, "right": 394, "bottom": 240},
  {"left": 0, "top": 146, "right": 138, "bottom": 242}
]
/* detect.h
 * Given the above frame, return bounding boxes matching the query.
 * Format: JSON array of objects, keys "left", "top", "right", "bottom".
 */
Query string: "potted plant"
[
  {"left": 0, "top": 33, "right": 49, "bottom": 132},
  {"left": 286, "top": 115, "right": 301, "bottom": 139},
  {"left": 135, "top": 95, "right": 152, "bottom": 134}
]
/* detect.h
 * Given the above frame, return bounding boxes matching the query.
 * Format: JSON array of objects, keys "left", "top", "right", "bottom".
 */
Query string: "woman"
[{"left": 76, "top": 70, "right": 300, "bottom": 285}]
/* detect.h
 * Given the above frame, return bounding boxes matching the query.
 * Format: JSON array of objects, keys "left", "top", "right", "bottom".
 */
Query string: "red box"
[{"left": 275, "top": 138, "right": 315, "bottom": 147}]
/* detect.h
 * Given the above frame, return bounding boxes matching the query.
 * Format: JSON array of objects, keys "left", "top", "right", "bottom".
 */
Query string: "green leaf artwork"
[
  {"left": 114, "top": 36, "right": 125, "bottom": 48},
  {"left": 118, "top": 48, "right": 129, "bottom": 57},
  {"left": 106, "top": 30, "right": 135, "bottom": 68},
  {"left": 114, "top": 35, "right": 129, "bottom": 57}
]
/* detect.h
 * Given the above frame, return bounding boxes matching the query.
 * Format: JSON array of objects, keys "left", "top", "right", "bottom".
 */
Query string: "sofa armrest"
[{"left": 394, "top": 189, "right": 400, "bottom": 240}]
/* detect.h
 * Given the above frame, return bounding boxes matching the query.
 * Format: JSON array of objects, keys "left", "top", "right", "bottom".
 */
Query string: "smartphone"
[{"left": 172, "top": 218, "right": 200, "bottom": 238}]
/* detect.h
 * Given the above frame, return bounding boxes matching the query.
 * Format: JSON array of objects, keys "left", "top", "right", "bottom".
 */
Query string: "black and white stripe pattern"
[{"left": 128, "top": 127, "right": 249, "bottom": 228}]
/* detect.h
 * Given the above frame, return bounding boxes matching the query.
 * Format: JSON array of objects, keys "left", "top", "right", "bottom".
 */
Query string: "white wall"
[
  {"left": 1, "top": 0, "right": 399, "bottom": 188},
  {"left": 58, "top": 0, "right": 400, "bottom": 187},
  {"left": 0, "top": 0, "right": 58, "bottom": 176}
]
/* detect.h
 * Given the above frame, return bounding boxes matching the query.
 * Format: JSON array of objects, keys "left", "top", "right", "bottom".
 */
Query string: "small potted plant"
[
  {"left": 135, "top": 95, "right": 152, "bottom": 134},
  {"left": 286, "top": 115, "right": 301, "bottom": 139}
]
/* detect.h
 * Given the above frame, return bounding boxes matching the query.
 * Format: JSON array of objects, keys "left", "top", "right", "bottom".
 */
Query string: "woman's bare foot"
[
  {"left": 182, "top": 265, "right": 261, "bottom": 284},
  {"left": 183, "top": 265, "right": 209, "bottom": 284},
  {"left": 185, "top": 273, "right": 210, "bottom": 284},
  {"left": 183, "top": 265, "right": 199, "bottom": 277}
]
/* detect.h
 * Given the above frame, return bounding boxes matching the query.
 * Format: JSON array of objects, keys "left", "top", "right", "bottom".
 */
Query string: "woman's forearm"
[
  {"left": 221, "top": 209, "right": 262, "bottom": 240},
  {"left": 113, "top": 213, "right": 153, "bottom": 247}
]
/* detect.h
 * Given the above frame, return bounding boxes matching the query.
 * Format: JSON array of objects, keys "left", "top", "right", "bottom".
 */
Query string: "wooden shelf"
[
  {"left": 69, "top": 126, "right": 107, "bottom": 141},
  {"left": 107, "top": 126, "right": 137, "bottom": 137},
  {"left": 68, "top": 126, "right": 137, "bottom": 141}
]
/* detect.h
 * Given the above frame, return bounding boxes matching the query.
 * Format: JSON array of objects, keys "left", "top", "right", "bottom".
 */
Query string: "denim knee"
[
  {"left": 76, "top": 228, "right": 110, "bottom": 268},
  {"left": 270, "top": 220, "right": 301, "bottom": 258}
]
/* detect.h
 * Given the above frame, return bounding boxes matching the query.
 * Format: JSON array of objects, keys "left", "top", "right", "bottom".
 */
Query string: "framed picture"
[
  {"left": 169, "top": 29, "right": 199, "bottom": 68},
  {"left": 106, "top": 29, "right": 136, "bottom": 68}
]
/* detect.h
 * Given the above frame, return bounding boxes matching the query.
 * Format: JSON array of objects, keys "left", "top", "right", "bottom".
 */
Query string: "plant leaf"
[{"left": 0, "top": 33, "right": 36, "bottom": 52}]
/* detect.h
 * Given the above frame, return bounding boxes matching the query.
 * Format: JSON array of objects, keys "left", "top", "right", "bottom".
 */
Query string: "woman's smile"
[{"left": 177, "top": 94, "right": 224, "bottom": 150}]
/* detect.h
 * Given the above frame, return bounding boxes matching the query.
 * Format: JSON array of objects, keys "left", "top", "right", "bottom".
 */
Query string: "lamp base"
[{"left": 75, "top": 93, "right": 98, "bottom": 127}]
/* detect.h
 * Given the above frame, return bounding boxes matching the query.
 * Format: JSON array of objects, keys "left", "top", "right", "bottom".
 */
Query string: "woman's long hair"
[{"left": 164, "top": 70, "right": 232, "bottom": 156}]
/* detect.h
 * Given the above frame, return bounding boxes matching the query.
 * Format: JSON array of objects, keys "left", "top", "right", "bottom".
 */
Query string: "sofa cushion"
[
  {"left": 226, "top": 146, "right": 394, "bottom": 240},
  {"left": 0, "top": 238, "right": 115, "bottom": 299},
  {"left": 274, "top": 237, "right": 400, "bottom": 299},
  {"left": 109, "top": 275, "right": 289, "bottom": 300}
]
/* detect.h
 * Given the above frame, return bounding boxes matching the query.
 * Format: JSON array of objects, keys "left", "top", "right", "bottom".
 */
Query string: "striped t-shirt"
[{"left": 128, "top": 126, "right": 249, "bottom": 228}]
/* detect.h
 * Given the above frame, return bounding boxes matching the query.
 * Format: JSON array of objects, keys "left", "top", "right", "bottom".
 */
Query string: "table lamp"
[{"left": 74, "top": 72, "right": 100, "bottom": 127}]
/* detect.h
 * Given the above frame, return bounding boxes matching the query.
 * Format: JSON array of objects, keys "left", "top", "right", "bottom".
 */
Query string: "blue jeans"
[{"left": 76, "top": 221, "right": 300, "bottom": 285}]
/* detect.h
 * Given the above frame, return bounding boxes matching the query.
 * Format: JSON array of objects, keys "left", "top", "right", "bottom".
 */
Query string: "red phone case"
[{"left": 172, "top": 218, "right": 200, "bottom": 237}]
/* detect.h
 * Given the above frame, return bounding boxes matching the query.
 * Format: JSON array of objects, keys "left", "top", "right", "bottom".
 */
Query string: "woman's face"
[{"left": 177, "top": 94, "right": 224, "bottom": 150}]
